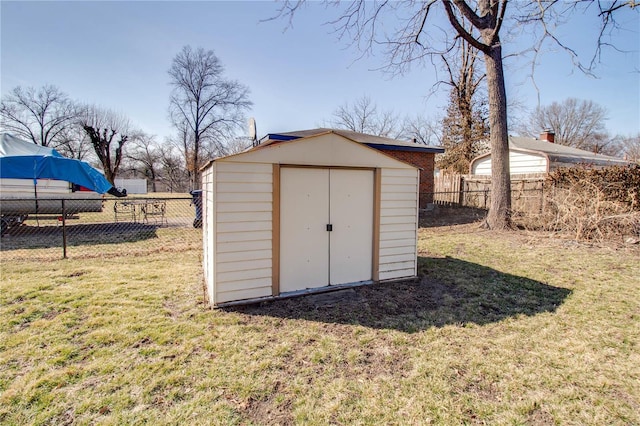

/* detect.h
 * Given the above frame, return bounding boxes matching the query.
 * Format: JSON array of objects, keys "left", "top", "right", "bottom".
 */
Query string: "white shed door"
[
  {"left": 280, "top": 167, "right": 373, "bottom": 293},
  {"left": 329, "top": 169, "right": 373, "bottom": 285},
  {"left": 280, "top": 168, "right": 330, "bottom": 292}
]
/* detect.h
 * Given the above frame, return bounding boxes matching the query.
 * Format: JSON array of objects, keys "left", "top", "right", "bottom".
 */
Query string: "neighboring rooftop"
[
  {"left": 509, "top": 136, "right": 630, "bottom": 166},
  {"left": 257, "top": 128, "right": 445, "bottom": 153}
]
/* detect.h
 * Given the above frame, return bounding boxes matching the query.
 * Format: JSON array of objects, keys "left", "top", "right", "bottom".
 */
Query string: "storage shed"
[{"left": 201, "top": 130, "right": 419, "bottom": 306}]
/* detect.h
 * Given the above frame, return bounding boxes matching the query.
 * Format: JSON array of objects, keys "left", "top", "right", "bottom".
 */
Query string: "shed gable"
[{"left": 220, "top": 133, "right": 415, "bottom": 169}]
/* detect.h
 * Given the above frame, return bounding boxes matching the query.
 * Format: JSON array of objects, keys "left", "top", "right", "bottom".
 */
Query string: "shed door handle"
[{"left": 326, "top": 224, "right": 333, "bottom": 232}]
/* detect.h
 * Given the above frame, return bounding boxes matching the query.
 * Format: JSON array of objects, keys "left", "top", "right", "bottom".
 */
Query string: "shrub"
[
  {"left": 520, "top": 165, "right": 640, "bottom": 241},
  {"left": 547, "top": 164, "right": 640, "bottom": 210}
]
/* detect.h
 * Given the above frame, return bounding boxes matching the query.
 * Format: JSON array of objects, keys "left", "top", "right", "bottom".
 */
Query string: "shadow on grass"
[
  {"left": 419, "top": 206, "right": 487, "bottom": 228},
  {"left": 0, "top": 222, "right": 158, "bottom": 250},
  {"left": 229, "top": 256, "right": 572, "bottom": 332}
]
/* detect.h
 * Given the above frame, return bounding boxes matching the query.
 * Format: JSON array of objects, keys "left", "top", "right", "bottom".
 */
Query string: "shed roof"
[
  {"left": 257, "top": 128, "right": 445, "bottom": 154},
  {"left": 509, "top": 136, "right": 629, "bottom": 166}
]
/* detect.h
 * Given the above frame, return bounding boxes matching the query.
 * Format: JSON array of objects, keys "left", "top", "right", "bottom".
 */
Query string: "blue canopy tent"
[{"left": 0, "top": 133, "right": 124, "bottom": 197}]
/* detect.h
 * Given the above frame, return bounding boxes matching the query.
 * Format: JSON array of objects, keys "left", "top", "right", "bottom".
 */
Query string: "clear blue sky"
[{"left": 1, "top": 1, "right": 638, "bottom": 143}]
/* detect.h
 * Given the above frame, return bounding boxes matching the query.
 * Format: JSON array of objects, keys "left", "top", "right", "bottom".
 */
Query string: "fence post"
[
  {"left": 61, "top": 199, "right": 67, "bottom": 259},
  {"left": 458, "top": 175, "right": 465, "bottom": 206}
]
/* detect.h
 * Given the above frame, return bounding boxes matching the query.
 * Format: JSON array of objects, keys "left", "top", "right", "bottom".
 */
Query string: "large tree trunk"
[
  {"left": 192, "top": 136, "right": 201, "bottom": 190},
  {"left": 483, "top": 44, "right": 511, "bottom": 229},
  {"left": 104, "top": 169, "right": 115, "bottom": 185}
]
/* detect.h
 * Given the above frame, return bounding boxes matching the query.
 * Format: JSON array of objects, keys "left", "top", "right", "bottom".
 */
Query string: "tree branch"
[
  {"left": 442, "top": 1, "right": 490, "bottom": 53},
  {"left": 489, "top": 0, "right": 508, "bottom": 45},
  {"left": 451, "top": 0, "right": 487, "bottom": 29}
]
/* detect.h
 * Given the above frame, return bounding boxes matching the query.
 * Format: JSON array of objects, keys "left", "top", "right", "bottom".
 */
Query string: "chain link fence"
[{"left": 1, "top": 194, "right": 203, "bottom": 262}]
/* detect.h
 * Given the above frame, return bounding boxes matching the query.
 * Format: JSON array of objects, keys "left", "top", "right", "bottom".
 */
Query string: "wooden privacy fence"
[
  {"left": 433, "top": 173, "right": 547, "bottom": 212},
  {"left": 433, "top": 174, "right": 465, "bottom": 205}
]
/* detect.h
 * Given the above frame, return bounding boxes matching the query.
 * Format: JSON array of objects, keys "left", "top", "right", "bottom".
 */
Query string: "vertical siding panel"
[
  {"left": 372, "top": 168, "right": 382, "bottom": 281},
  {"left": 272, "top": 164, "right": 280, "bottom": 296},
  {"left": 202, "top": 163, "right": 216, "bottom": 305},
  {"left": 378, "top": 168, "right": 418, "bottom": 281},
  {"left": 213, "top": 161, "right": 274, "bottom": 305}
]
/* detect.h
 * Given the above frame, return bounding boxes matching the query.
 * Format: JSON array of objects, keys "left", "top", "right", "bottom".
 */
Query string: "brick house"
[{"left": 256, "top": 128, "right": 444, "bottom": 208}]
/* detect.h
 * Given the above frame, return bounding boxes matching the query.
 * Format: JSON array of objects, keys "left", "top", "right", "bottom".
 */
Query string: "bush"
[
  {"left": 520, "top": 165, "right": 640, "bottom": 241},
  {"left": 547, "top": 164, "right": 640, "bottom": 210}
]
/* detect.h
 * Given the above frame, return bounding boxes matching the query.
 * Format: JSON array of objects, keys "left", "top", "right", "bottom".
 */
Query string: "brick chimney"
[{"left": 540, "top": 129, "right": 555, "bottom": 143}]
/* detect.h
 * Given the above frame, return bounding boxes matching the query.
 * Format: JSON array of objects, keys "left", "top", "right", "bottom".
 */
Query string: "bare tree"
[
  {"left": 158, "top": 143, "right": 189, "bottom": 193},
  {"left": 168, "top": 45, "right": 252, "bottom": 189},
  {"left": 329, "top": 95, "right": 400, "bottom": 137},
  {"left": 127, "top": 133, "right": 163, "bottom": 192},
  {"left": 54, "top": 125, "right": 95, "bottom": 161},
  {"left": 276, "top": 1, "right": 636, "bottom": 229},
  {"left": 224, "top": 136, "right": 253, "bottom": 155},
  {"left": 277, "top": 0, "right": 513, "bottom": 228},
  {"left": 327, "top": 96, "right": 446, "bottom": 146},
  {"left": 617, "top": 133, "right": 640, "bottom": 163},
  {"left": 438, "top": 36, "right": 489, "bottom": 174},
  {"left": 79, "top": 105, "right": 136, "bottom": 184},
  {"left": 518, "top": 98, "right": 611, "bottom": 151},
  {"left": 166, "top": 118, "right": 197, "bottom": 185},
  {"left": 439, "top": 88, "right": 490, "bottom": 173},
  {"left": 0, "top": 85, "right": 78, "bottom": 147},
  {"left": 399, "top": 114, "right": 442, "bottom": 146}
]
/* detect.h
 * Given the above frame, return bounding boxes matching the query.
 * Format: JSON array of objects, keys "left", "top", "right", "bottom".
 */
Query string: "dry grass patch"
[
  {"left": 1, "top": 224, "right": 639, "bottom": 424},
  {"left": 1, "top": 225, "right": 201, "bottom": 262}
]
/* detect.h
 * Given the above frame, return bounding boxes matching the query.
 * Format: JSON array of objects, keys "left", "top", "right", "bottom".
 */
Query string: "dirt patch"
[
  {"left": 242, "top": 382, "right": 294, "bottom": 426},
  {"left": 231, "top": 249, "right": 572, "bottom": 334},
  {"left": 233, "top": 278, "right": 452, "bottom": 331},
  {"left": 306, "top": 288, "right": 365, "bottom": 308},
  {"left": 526, "top": 405, "right": 555, "bottom": 425}
]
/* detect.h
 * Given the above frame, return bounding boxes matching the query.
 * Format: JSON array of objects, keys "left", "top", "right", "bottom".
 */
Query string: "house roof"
[
  {"left": 509, "top": 136, "right": 629, "bottom": 166},
  {"left": 257, "top": 128, "right": 445, "bottom": 154}
]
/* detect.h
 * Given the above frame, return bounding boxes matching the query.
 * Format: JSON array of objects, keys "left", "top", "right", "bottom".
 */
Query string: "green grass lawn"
[{"left": 1, "top": 224, "right": 638, "bottom": 424}]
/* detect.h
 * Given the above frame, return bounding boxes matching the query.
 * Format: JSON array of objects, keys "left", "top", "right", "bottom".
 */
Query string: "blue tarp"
[{"left": 0, "top": 133, "right": 114, "bottom": 194}]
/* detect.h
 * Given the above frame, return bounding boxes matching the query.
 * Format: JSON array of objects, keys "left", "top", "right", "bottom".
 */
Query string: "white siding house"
[
  {"left": 471, "top": 150, "right": 548, "bottom": 175},
  {"left": 201, "top": 131, "right": 419, "bottom": 307},
  {"left": 470, "top": 136, "right": 629, "bottom": 175}
]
